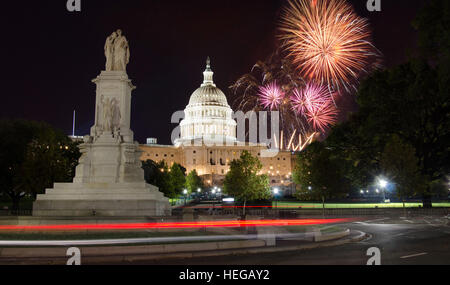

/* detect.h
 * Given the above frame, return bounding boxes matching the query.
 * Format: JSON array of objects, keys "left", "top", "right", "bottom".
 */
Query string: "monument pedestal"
[
  {"left": 33, "top": 57, "right": 171, "bottom": 217},
  {"left": 33, "top": 182, "right": 170, "bottom": 217}
]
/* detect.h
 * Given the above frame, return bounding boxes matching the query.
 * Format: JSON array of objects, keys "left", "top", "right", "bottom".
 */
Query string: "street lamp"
[
  {"left": 183, "top": 189, "right": 188, "bottom": 206},
  {"left": 273, "top": 188, "right": 280, "bottom": 209},
  {"left": 378, "top": 178, "right": 388, "bottom": 202}
]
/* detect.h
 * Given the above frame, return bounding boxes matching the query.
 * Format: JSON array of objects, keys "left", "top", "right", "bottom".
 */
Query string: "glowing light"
[
  {"left": 222, "top": 198, "right": 235, "bottom": 202},
  {"left": 379, "top": 179, "right": 388, "bottom": 188},
  {"left": 291, "top": 84, "right": 332, "bottom": 116},
  {"left": 306, "top": 101, "right": 338, "bottom": 132},
  {"left": 279, "top": 0, "right": 379, "bottom": 91},
  {"left": 258, "top": 81, "right": 285, "bottom": 110},
  {"left": 0, "top": 219, "right": 354, "bottom": 231}
]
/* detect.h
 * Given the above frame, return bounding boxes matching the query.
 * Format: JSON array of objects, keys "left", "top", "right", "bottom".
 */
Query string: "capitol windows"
[
  {"left": 193, "top": 159, "right": 196, "bottom": 165},
  {"left": 193, "top": 150, "right": 196, "bottom": 154}
]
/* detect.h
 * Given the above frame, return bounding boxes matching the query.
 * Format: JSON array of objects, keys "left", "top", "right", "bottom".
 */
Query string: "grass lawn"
[{"left": 273, "top": 201, "right": 450, "bottom": 209}]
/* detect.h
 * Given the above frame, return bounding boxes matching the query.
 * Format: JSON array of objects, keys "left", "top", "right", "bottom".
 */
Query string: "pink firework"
[
  {"left": 258, "top": 82, "right": 285, "bottom": 110},
  {"left": 306, "top": 101, "right": 338, "bottom": 133},
  {"left": 291, "top": 83, "right": 331, "bottom": 116}
]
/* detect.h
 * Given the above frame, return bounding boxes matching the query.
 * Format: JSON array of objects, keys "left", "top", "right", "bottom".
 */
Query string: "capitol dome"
[{"left": 177, "top": 57, "right": 237, "bottom": 145}]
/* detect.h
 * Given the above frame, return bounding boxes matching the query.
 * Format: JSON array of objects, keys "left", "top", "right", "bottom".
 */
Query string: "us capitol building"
[{"left": 139, "top": 58, "right": 295, "bottom": 194}]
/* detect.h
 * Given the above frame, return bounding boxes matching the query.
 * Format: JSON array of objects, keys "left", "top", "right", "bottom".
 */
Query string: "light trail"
[
  {"left": 0, "top": 233, "right": 310, "bottom": 247},
  {"left": 182, "top": 205, "right": 319, "bottom": 209},
  {"left": 0, "top": 218, "right": 353, "bottom": 231}
]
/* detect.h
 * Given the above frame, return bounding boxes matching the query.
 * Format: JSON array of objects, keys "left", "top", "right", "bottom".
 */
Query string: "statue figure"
[
  {"left": 101, "top": 95, "right": 113, "bottom": 133},
  {"left": 113, "top": 29, "right": 130, "bottom": 71},
  {"left": 104, "top": 29, "right": 130, "bottom": 72},
  {"left": 111, "top": 98, "right": 121, "bottom": 131},
  {"left": 104, "top": 31, "right": 117, "bottom": 71}
]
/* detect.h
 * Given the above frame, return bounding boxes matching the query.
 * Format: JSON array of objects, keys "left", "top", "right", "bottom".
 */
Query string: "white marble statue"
[
  {"left": 104, "top": 31, "right": 117, "bottom": 71},
  {"left": 101, "top": 96, "right": 113, "bottom": 133},
  {"left": 111, "top": 98, "right": 121, "bottom": 131},
  {"left": 104, "top": 29, "right": 130, "bottom": 71}
]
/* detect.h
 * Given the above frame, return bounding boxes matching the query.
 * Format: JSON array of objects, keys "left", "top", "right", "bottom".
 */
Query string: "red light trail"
[{"left": 0, "top": 218, "right": 353, "bottom": 231}]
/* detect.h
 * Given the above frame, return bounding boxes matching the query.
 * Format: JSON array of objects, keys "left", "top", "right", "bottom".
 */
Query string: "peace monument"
[{"left": 32, "top": 30, "right": 171, "bottom": 216}]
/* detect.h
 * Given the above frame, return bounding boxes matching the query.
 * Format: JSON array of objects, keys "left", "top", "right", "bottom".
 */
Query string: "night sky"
[{"left": 1, "top": 0, "right": 427, "bottom": 144}]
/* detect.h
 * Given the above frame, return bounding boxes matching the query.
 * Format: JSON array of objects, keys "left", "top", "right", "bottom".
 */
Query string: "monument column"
[{"left": 33, "top": 30, "right": 170, "bottom": 217}]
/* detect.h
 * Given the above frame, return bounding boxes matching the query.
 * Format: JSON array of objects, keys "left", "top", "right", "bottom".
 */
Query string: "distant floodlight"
[
  {"left": 183, "top": 189, "right": 188, "bottom": 195},
  {"left": 223, "top": 197, "right": 235, "bottom": 202},
  {"left": 273, "top": 188, "right": 280, "bottom": 194},
  {"left": 197, "top": 188, "right": 201, "bottom": 193},
  {"left": 379, "top": 179, "right": 388, "bottom": 188}
]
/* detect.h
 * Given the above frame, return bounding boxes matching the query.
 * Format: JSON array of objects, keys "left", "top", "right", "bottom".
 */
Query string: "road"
[{"left": 115, "top": 216, "right": 450, "bottom": 265}]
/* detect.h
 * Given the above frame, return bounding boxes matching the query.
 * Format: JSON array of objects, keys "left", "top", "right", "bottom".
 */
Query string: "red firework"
[
  {"left": 306, "top": 101, "right": 338, "bottom": 132},
  {"left": 291, "top": 83, "right": 332, "bottom": 116}
]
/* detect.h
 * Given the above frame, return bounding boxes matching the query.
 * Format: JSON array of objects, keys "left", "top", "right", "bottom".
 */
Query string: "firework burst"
[
  {"left": 258, "top": 81, "right": 285, "bottom": 110},
  {"left": 290, "top": 83, "right": 332, "bottom": 116},
  {"left": 279, "top": 0, "right": 380, "bottom": 92},
  {"left": 307, "top": 101, "right": 338, "bottom": 132}
]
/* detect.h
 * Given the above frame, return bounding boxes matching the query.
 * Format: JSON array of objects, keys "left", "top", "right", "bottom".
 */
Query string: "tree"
[
  {"left": 142, "top": 160, "right": 188, "bottom": 199},
  {"left": 185, "top": 169, "right": 203, "bottom": 194},
  {"left": 223, "top": 151, "right": 270, "bottom": 217},
  {"left": 142, "top": 160, "right": 173, "bottom": 198},
  {"left": 169, "top": 163, "right": 186, "bottom": 197},
  {"left": 322, "top": 1, "right": 450, "bottom": 208},
  {"left": 0, "top": 120, "right": 80, "bottom": 211},
  {"left": 293, "top": 142, "right": 350, "bottom": 210},
  {"left": 325, "top": 59, "right": 449, "bottom": 207},
  {"left": 380, "top": 135, "right": 425, "bottom": 207}
]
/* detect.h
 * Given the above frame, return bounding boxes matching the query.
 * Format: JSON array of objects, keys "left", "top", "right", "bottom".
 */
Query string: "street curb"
[
  {"left": 93, "top": 229, "right": 369, "bottom": 264},
  {"left": 0, "top": 229, "right": 368, "bottom": 264}
]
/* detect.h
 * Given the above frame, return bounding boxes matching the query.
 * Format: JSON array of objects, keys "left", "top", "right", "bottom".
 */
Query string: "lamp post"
[
  {"left": 273, "top": 188, "right": 280, "bottom": 209},
  {"left": 183, "top": 189, "right": 188, "bottom": 206},
  {"left": 378, "top": 179, "right": 388, "bottom": 203},
  {"left": 212, "top": 189, "right": 216, "bottom": 211}
]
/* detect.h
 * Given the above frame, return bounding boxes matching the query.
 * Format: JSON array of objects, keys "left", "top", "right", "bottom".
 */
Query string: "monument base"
[{"left": 32, "top": 182, "right": 171, "bottom": 217}]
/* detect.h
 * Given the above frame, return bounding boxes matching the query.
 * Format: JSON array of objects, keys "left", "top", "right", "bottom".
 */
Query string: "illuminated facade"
[{"left": 140, "top": 58, "right": 295, "bottom": 193}]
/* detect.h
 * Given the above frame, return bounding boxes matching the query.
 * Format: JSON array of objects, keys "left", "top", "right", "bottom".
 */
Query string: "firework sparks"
[
  {"left": 307, "top": 101, "right": 338, "bottom": 132},
  {"left": 279, "top": 0, "right": 379, "bottom": 91},
  {"left": 290, "top": 83, "right": 332, "bottom": 116},
  {"left": 258, "top": 81, "right": 285, "bottom": 110}
]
